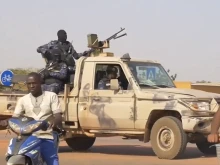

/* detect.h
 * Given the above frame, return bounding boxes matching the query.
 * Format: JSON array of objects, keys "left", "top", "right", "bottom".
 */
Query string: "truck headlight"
[{"left": 189, "top": 102, "right": 210, "bottom": 111}]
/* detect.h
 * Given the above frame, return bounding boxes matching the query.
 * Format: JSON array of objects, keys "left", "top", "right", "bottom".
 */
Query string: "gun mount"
[{"left": 87, "top": 28, "right": 127, "bottom": 57}]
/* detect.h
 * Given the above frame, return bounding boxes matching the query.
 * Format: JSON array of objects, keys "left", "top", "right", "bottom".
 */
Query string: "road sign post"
[{"left": 0, "top": 70, "right": 14, "bottom": 87}]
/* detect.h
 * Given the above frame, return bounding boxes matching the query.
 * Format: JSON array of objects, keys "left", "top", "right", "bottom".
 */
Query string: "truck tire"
[
  {"left": 65, "top": 137, "right": 96, "bottom": 151},
  {"left": 196, "top": 140, "right": 216, "bottom": 155},
  {"left": 150, "top": 116, "right": 188, "bottom": 159}
]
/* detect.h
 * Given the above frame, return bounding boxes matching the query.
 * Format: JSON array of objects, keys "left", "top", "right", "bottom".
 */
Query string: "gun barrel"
[
  {"left": 38, "top": 62, "right": 57, "bottom": 74},
  {"left": 38, "top": 69, "right": 45, "bottom": 74},
  {"left": 106, "top": 28, "right": 125, "bottom": 41},
  {"left": 114, "top": 33, "right": 127, "bottom": 39}
]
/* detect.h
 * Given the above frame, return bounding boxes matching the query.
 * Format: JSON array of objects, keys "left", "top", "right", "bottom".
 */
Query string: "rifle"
[
  {"left": 38, "top": 61, "right": 58, "bottom": 74},
  {"left": 26, "top": 62, "right": 57, "bottom": 84}
]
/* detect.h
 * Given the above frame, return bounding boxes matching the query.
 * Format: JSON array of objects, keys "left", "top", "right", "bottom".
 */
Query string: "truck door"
[{"left": 78, "top": 62, "right": 135, "bottom": 130}]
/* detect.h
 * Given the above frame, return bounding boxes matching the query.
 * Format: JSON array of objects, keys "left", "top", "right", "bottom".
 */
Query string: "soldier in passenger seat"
[{"left": 98, "top": 66, "right": 121, "bottom": 90}]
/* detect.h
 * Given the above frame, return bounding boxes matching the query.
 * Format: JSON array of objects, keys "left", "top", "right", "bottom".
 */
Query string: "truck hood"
[{"left": 141, "top": 88, "right": 220, "bottom": 99}]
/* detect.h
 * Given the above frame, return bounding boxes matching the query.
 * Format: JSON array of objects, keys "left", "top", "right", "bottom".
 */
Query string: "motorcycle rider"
[
  {"left": 2, "top": 72, "right": 64, "bottom": 165},
  {"left": 41, "top": 48, "right": 68, "bottom": 94}
]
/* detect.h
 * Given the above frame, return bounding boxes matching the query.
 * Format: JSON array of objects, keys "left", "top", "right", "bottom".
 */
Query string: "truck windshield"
[{"left": 127, "top": 61, "right": 176, "bottom": 88}]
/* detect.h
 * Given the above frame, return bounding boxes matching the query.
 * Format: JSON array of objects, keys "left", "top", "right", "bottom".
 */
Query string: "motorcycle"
[{"left": 5, "top": 116, "right": 65, "bottom": 165}]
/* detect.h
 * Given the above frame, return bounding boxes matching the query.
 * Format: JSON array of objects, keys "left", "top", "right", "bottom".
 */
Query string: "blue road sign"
[
  {"left": 146, "top": 68, "right": 156, "bottom": 80},
  {"left": 0, "top": 70, "right": 14, "bottom": 86}
]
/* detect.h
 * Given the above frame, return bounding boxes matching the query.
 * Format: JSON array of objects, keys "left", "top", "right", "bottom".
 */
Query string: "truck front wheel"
[
  {"left": 65, "top": 137, "right": 96, "bottom": 151},
  {"left": 150, "top": 116, "right": 188, "bottom": 159}
]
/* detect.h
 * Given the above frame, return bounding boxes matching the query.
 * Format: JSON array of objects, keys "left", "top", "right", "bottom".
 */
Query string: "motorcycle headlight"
[
  {"left": 22, "top": 122, "right": 42, "bottom": 134},
  {"left": 189, "top": 102, "right": 210, "bottom": 111},
  {"left": 8, "top": 121, "right": 21, "bottom": 134}
]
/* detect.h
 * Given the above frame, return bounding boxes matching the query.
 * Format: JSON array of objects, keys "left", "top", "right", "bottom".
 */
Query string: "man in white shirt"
[{"left": 9, "top": 72, "right": 64, "bottom": 165}]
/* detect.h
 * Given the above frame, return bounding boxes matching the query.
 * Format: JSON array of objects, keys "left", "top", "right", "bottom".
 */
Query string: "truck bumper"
[{"left": 182, "top": 116, "right": 214, "bottom": 135}]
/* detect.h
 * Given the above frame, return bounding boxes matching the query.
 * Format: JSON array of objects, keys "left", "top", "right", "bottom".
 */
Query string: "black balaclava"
[{"left": 57, "top": 29, "right": 67, "bottom": 43}]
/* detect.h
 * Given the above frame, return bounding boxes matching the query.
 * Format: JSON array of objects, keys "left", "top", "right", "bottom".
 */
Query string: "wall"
[
  {"left": 174, "top": 81, "right": 220, "bottom": 94},
  {"left": 174, "top": 81, "right": 191, "bottom": 89},
  {"left": 191, "top": 83, "right": 220, "bottom": 94}
]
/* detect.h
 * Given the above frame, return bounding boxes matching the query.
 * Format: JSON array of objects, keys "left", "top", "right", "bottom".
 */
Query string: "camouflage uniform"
[
  {"left": 38, "top": 30, "right": 90, "bottom": 93},
  {"left": 41, "top": 62, "right": 68, "bottom": 94},
  {"left": 97, "top": 77, "right": 111, "bottom": 90},
  {"left": 97, "top": 66, "right": 120, "bottom": 90},
  {"left": 97, "top": 77, "right": 123, "bottom": 90},
  {"left": 37, "top": 40, "right": 87, "bottom": 61}
]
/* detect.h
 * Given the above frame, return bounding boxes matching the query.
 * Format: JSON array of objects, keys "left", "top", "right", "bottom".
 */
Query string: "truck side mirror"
[{"left": 110, "top": 79, "right": 120, "bottom": 90}]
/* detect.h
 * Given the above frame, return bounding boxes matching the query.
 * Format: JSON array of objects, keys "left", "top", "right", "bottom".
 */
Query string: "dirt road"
[{"left": 0, "top": 130, "right": 219, "bottom": 165}]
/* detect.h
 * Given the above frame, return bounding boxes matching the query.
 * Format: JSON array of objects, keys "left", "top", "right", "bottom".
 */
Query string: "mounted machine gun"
[{"left": 87, "top": 27, "right": 127, "bottom": 56}]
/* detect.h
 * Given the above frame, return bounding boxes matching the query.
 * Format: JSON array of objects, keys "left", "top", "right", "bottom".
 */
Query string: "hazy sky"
[{"left": 1, "top": 0, "right": 220, "bottom": 82}]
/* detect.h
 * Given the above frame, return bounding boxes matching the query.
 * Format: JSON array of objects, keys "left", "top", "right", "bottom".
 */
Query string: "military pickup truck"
[{"left": 0, "top": 29, "right": 220, "bottom": 160}]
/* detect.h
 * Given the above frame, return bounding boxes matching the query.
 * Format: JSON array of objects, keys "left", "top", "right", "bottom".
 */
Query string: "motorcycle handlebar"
[
  {"left": 53, "top": 126, "right": 66, "bottom": 136},
  {"left": 41, "top": 121, "right": 66, "bottom": 136}
]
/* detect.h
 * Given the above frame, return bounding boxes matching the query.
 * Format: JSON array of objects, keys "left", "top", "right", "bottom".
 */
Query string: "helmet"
[{"left": 106, "top": 66, "right": 118, "bottom": 74}]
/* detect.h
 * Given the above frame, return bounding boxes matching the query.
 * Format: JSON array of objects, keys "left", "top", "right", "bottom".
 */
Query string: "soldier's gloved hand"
[
  {"left": 82, "top": 50, "right": 90, "bottom": 56},
  {"left": 82, "top": 51, "right": 87, "bottom": 56}
]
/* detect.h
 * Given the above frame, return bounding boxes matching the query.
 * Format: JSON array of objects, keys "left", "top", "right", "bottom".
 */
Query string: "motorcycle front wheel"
[{"left": 6, "top": 155, "right": 31, "bottom": 165}]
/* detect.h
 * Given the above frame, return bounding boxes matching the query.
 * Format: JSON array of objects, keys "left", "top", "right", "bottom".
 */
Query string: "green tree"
[
  {"left": 0, "top": 84, "right": 3, "bottom": 90},
  {"left": 196, "top": 80, "right": 211, "bottom": 83},
  {"left": 8, "top": 68, "right": 39, "bottom": 75}
]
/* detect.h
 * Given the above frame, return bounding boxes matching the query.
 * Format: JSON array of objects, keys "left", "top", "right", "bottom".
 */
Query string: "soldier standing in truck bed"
[{"left": 37, "top": 29, "right": 90, "bottom": 69}]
